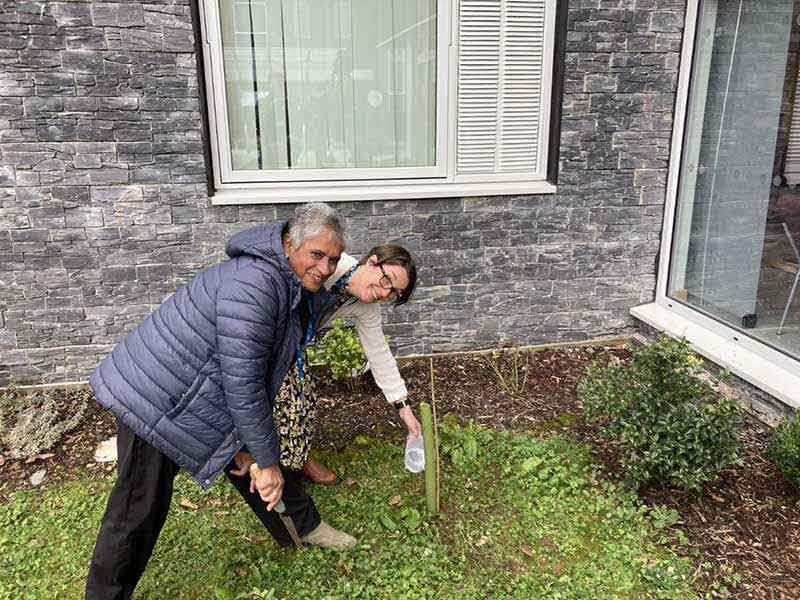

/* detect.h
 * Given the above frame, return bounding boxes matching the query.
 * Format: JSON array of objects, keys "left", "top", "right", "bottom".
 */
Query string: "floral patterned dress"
[
  {"left": 273, "top": 361, "right": 318, "bottom": 470},
  {"left": 272, "top": 268, "right": 356, "bottom": 470}
]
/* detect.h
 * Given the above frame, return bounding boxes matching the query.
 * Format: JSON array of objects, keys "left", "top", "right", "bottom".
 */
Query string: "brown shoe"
[
  {"left": 302, "top": 457, "right": 338, "bottom": 485},
  {"left": 302, "top": 521, "right": 357, "bottom": 549}
]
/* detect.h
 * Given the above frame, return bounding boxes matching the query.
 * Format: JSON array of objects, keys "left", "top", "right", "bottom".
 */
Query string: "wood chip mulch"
[{"left": 1, "top": 344, "right": 798, "bottom": 598}]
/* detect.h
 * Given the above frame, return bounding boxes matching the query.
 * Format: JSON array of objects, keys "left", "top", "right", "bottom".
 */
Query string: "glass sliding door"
[{"left": 669, "top": 0, "right": 800, "bottom": 358}]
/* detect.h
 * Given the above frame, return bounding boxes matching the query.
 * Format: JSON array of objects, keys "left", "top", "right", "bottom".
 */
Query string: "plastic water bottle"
[{"left": 404, "top": 435, "right": 425, "bottom": 473}]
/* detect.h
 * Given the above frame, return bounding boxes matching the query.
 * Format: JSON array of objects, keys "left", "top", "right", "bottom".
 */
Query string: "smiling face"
[
  {"left": 283, "top": 229, "right": 343, "bottom": 292},
  {"left": 345, "top": 256, "right": 410, "bottom": 304}
]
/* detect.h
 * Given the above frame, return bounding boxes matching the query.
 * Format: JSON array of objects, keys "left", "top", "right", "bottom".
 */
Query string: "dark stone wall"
[{"left": 0, "top": 1, "right": 683, "bottom": 385}]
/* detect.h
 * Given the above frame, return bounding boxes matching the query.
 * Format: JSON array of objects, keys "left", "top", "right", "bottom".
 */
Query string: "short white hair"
[{"left": 287, "top": 202, "right": 345, "bottom": 248}]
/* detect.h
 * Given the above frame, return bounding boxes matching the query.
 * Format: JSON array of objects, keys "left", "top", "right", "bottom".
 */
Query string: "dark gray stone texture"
[{"left": 0, "top": 0, "right": 683, "bottom": 385}]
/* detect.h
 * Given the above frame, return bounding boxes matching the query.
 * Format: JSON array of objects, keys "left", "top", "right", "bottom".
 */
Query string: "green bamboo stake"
[
  {"left": 420, "top": 401, "right": 439, "bottom": 514},
  {"left": 429, "top": 357, "right": 440, "bottom": 512}
]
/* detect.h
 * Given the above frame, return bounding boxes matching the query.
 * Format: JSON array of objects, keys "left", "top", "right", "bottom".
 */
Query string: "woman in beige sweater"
[{"left": 301, "top": 245, "right": 422, "bottom": 484}]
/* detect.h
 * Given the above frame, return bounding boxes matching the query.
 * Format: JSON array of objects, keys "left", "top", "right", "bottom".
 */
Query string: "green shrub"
[
  {"left": 307, "top": 318, "right": 366, "bottom": 385},
  {"left": 769, "top": 413, "right": 800, "bottom": 489},
  {"left": 578, "top": 336, "right": 742, "bottom": 490}
]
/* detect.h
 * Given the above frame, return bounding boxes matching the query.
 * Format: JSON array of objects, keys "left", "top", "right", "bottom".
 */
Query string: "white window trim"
[
  {"left": 198, "top": 0, "right": 559, "bottom": 204},
  {"left": 633, "top": 0, "right": 800, "bottom": 410}
]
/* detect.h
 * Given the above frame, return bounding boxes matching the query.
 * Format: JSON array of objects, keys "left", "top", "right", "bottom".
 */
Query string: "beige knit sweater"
[{"left": 323, "top": 253, "right": 408, "bottom": 404}]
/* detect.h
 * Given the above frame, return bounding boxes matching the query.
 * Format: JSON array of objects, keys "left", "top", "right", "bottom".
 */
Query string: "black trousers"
[{"left": 85, "top": 420, "right": 320, "bottom": 600}]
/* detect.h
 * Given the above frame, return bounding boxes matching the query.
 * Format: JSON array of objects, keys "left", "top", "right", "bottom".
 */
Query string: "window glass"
[
  {"left": 219, "top": 0, "right": 437, "bottom": 171},
  {"left": 669, "top": 0, "right": 799, "bottom": 357}
]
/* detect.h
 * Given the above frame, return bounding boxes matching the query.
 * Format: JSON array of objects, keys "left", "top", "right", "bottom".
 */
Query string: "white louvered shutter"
[
  {"left": 786, "top": 65, "right": 800, "bottom": 185},
  {"left": 456, "top": 0, "right": 550, "bottom": 179}
]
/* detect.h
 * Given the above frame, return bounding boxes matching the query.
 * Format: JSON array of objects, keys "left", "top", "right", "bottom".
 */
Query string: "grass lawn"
[{"left": 0, "top": 424, "right": 697, "bottom": 599}]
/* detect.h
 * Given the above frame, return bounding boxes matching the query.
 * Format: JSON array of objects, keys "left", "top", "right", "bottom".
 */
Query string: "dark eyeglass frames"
[{"left": 378, "top": 263, "right": 403, "bottom": 300}]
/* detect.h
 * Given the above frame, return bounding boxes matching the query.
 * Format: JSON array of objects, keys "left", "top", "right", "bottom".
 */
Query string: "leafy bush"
[
  {"left": 578, "top": 336, "right": 742, "bottom": 490},
  {"left": 307, "top": 318, "right": 366, "bottom": 385},
  {"left": 2, "top": 390, "right": 88, "bottom": 459},
  {"left": 769, "top": 413, "right": 800, "bottom": 489}
]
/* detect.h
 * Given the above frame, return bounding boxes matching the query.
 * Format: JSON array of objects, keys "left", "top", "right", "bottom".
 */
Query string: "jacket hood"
[
  {"left": 226, "top": 221, "right": 288, "bottom": 262},
  {"left": 226, "top": 221, "right": 305, "bottom": 309}
]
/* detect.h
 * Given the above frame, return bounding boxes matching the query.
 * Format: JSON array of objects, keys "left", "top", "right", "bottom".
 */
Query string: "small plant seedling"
[{"left": 486, "top": 347, "right": 530, "bottom": 399}]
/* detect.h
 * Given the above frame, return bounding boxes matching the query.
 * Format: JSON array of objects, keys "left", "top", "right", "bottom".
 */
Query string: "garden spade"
[{"left": 249, "top": 463, "right": 305, "bottom": 550}]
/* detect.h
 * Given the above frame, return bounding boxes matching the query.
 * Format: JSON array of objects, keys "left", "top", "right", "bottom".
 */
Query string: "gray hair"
[{"left": 286, "top": 202, "right": 345, "bottom": 248}]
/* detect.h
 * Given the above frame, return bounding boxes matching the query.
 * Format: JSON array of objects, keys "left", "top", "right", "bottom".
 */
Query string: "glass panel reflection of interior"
[
  {"left": 669, "top": 0, "right": 800, "bottom": 359},
  {"left": 219, "top": 0, "right": 438, "bottom": 171}
]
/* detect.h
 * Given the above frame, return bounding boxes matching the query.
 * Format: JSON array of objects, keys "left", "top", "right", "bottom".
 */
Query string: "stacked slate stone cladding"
[{"left": 0, "top": 1, "right": 683, "bottom": 386}]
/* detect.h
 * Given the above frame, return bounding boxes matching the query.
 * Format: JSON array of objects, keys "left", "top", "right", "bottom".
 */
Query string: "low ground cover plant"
[
  {"left": 578, "top": 336, "right": 742, "bottom": 490},
  {"left": 1, "top": 387, "right": 87, "bottom": 460},
  {"left": 769, "top": 412, "right": 800, "bottom": 489},
  {"left": 0, "top": 425, "right": 697, "bottom": 598}
]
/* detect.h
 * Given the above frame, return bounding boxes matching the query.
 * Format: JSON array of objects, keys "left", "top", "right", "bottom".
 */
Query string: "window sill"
[
  {"left": 210, "top": 180, "right": 557, "bottom": 205},
  {"left": 631, "top": 302, "right": 800, "bottom": 410}
]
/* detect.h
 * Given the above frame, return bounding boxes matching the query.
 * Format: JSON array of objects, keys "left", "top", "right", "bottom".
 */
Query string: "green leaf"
[
  {"left": 520, "top": 456, "right": 542, "bottom": 474},
  {"left": 380, "top": 513, "right": 399, "bottom": 531}
]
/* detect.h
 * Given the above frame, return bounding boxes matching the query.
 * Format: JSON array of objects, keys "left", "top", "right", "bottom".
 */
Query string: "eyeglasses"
[{"left": 378, "top": 263, "right": 403, "bottom": 300}]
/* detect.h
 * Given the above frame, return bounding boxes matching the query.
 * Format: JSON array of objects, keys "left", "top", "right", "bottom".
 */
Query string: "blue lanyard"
[
  {"left": 295, "top": 294, "right": 315, "bottom": 380},
  {"left": 332, "top": 264, "right": 358, "bottom": 295}
]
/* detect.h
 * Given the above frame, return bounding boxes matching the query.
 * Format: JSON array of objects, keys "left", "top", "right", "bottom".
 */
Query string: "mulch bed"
[{"left": 1, "top": 343, "right": 798, "bottom": 598}]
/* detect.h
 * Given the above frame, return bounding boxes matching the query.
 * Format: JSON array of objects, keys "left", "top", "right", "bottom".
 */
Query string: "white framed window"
[{"left": 199, "top": 0, "right": 558, "bottom": 203}]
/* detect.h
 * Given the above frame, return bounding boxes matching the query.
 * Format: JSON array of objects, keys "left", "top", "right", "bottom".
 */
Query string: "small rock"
[
  {"left": 94, "top": 436, "right": 118, "bottom": 463},
  {"left": 344, "top": 478, "right": 357, "bottom": 487},
  {"left": 388, "top": 494, "right": 403, "bottom": 507},
  {"left": 30, "top": 469, "right": 47, "bottom": 486}
]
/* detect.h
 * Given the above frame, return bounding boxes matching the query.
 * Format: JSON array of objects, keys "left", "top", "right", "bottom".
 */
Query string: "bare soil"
[{"left": 1, "top": 344, "right": 798, "bottom": 598}]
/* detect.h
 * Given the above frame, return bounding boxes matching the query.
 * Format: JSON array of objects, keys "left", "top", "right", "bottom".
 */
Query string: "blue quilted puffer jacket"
[{"left": 90, "top": 221, "right": 338, "bottom": 489}]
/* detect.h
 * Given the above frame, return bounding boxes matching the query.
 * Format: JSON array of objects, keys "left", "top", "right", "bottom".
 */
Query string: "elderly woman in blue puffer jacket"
[{"left": 86, "top": 203, "right": 356, "bottom": 599}]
